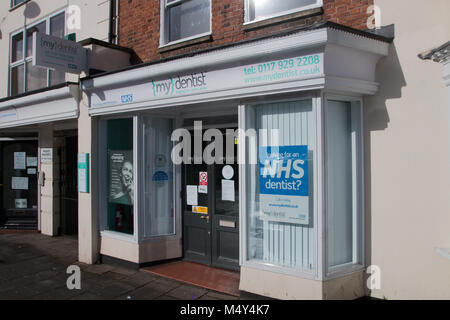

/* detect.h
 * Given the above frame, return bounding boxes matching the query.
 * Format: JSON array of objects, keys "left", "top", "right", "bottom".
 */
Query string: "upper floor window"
[
  {"left": 11, "top": 0, "right": 27, "bottom": 8},
  {"left": 245, "top": 0, "right": 322, "bottom": 23},
  {"left": 10, "top": 11, "right": 66, "bottom": 96},
  {"left": 161, "top": 0, "right": 211, "bottom": 46}
]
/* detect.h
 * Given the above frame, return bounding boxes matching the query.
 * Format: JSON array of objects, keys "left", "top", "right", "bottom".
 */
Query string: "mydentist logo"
[{"left": 152, "top": 72, "right": 207, "bottom": 97}]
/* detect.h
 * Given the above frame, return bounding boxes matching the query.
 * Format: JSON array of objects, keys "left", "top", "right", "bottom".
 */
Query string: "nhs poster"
[{"left": 259, "top": 145, "right": 309, "bottom": 225}]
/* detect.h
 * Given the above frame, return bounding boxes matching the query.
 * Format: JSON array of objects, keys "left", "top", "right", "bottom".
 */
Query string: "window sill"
[
  {"left": 9, "top": 0, "right": 30, "bottom": 12},
  {"left": 159, "top": 33, "right": 212, "bottom": 53},
  {"left": 243, "top": 6, "right": 323, "bottom": 32},
  {"left": 100, "top": 230, "right": 137, "bottom": 243}
]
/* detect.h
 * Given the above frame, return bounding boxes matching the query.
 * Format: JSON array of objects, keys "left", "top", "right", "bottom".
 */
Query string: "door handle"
[{"left": 200, "top": 215, "right": 210, "bottom": 222}]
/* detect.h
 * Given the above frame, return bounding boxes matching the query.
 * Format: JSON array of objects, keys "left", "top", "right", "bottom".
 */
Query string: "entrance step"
[{"left": 142, "top": 261, "right": 240, "bottom": 297}]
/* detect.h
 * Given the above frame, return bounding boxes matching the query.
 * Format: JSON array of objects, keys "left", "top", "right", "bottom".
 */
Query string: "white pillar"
[
  {"left": 78, "top": 92, "right": 99, "bottom": 264},
  {"left": 39, "top": 125, "right": 60, "bottom": 236}
]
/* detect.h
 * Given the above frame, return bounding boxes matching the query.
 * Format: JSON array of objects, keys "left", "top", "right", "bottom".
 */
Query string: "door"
[
  {"left": 183, "top": 128, "right": 240, "bottom": 270},
  {"left": 0, "top": 140, "right": 38, "bottom": 230}
]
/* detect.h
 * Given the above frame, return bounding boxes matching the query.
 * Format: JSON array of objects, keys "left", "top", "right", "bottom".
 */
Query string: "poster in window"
[
  {"left": 109, "top": 150, "right": 134, "bottom": 205},
  {"left": 259, "top": 145, "right": 309, "bottom": 225}
]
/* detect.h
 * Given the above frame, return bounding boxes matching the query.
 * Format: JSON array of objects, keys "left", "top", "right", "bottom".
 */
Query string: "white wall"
[
  {"left": 366, "top": 0, "right": 450, "bottom": 299},
  {"left": 0, "top": 0, "right": 110, "bottom": 99}
]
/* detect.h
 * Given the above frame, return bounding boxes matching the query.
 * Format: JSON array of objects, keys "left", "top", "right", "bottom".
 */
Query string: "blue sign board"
[{"left": 259, "top": 145, "right": 309, "bottom": 224}]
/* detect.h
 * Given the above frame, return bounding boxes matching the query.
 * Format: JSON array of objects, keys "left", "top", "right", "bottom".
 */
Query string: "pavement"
[{"left": 0, "top": 231, "right": 248, "bottom": 300}]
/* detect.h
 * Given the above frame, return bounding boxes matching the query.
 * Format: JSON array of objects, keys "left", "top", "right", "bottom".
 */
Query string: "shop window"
[
  {"left": 161, "top": 0, "right": 211, "bottom": 46},
  {"left": 325, "top": 100, "right": 363, "bottom": 270},
  {"left": 102, "top": 118, "right": 135, "bottom": 235},
  {"left": 245, "top": 0, "right": 321, "bottom": 23},
  {"left": 9, "top": 11, "right": 65, "bottom": 96},
  {"left": 143, "top": 117, "right": 175, "bottom": 238},
  {"left": 245, "top": 99, "right": 316, "bottom": 272}
]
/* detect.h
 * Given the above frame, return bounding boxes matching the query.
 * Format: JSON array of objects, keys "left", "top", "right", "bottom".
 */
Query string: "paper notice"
[
  {"left": 14, "top": 152, "right": 26, "bottom": 170},
  {"left": 27, "top": 168, "right": 37, "bottom": 175},
  {"left": 221, "top": 180, "right": 235, "bottom": 202},
  {"left": 27, "top": 157, "right": 38, "bottom": 167},
  {"left": 12, "top": 177, "right": 29, "bottom": 190},
  {"left": 186, "top": 185, "right": 198, "bottom": 206}
]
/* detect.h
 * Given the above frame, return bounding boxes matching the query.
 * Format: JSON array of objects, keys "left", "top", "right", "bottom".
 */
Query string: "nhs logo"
[{"left": 121, "top": 94, "right": 133, "bottom": 104}]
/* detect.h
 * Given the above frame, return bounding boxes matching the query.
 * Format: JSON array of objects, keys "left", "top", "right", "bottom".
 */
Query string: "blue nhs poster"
[{"left": 259, "top": 145, "right": 309, "bottom": 225}]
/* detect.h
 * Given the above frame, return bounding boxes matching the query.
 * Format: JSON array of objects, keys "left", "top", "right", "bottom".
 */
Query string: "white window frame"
[
  {"left": 322, "top": 93, "right": 365, "bottom": 280},
  {"left": 159, "top": 0, "right": 212, "bottom": 48},
  {"left": 239, "top": 92, "right": 365, "bottom": 281},
  {"left": 9, "top": 9, "right": 67, "bottom": 96},
  {"left": 244, "top": 0, "right": 323, "bottom": 25},
  {"left": 10, "top": 0, "right": 27, "bottom": 9},
  {"left": 239, "top": 93, "right": 322, "bottom": 280}
]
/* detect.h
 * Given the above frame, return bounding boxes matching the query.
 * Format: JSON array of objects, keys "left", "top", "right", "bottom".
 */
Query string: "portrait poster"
[{"left": 109, "top": 150, "right": 134, "bottom": 205}]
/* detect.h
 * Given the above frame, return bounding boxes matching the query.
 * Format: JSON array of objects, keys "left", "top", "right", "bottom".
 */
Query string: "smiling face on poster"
[{"left": 109, "top": 150, "right": 134, "bottom": 205}]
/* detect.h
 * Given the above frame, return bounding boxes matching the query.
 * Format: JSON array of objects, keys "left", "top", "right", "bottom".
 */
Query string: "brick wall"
[{"left": 119, "top": 0, "right": 373, "bottom": 63}]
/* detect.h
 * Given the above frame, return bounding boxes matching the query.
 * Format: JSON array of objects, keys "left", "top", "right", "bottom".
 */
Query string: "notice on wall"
[
  {"left": 27, "top": 157, "right": 38, "bottom": 167},
  {"left": 221, "top": 179, "right": 235, "bottom": 202},
  {"left": 199, "top": 172, "right": 208, "bottom": 194},
  {"left": 40, "top": 148, "right": 53, "bottom": 163},
  {"left": 15, "top": 199, "right": 27, "bottom": 209},
  {"left": 27, "top": 168, "right": 37, "bottom": 175},
  {"left": 259, "top": 145, "right": 309, "bottom": 225},
  {"left": 14, "top": 152, "right": 26, "bottom": 170},
  {"left": 78, "top": 153, "right": 89, "bottom": 193},
  {"left": 12, "top": 177, "right": 29, "bottom": 190},
  {"left": 186, "top": 185, "right": 198, "bottom": 206},
  {"left": 109, "top": 150, "right": 133, "bottom": 205}
]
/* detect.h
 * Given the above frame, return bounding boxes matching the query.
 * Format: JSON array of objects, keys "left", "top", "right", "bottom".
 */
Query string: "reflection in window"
[
  {"left": 164, "top": 0, "right": 210, "bottom": 44},
  {"left": 247, "top": 0, "right": 318, "bottom": 22}
]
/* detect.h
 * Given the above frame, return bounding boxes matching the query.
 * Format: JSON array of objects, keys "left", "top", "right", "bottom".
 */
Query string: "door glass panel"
[{"left": 143, "top": 117, "right": 175, "bottom": 238}]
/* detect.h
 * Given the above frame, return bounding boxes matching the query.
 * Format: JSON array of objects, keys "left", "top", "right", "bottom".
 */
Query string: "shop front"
[
  {"left": 82, "top": 24, "right": 390, "bottom": 299},
  {"left": 0, "top": 83, "right": 80, "bottom": 235}
]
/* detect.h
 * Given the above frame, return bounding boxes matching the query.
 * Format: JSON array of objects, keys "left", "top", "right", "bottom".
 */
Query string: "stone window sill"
[{"left": 159, "top": 33, "right": 212, "bottom": 54}]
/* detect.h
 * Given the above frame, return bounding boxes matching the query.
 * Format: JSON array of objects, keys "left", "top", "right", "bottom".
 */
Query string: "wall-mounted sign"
[
  {"left": 78, "top": 153, "right": 89, "bottom": 193},
  {"left": 91, "top": 53, "right": 324, "bottom": 109},
  {"left": 259, "top": 145, "right": 309, "bottom": 225},
  {"left": 33, "top": 32, "right": 89, "bottom": 74},
  {"left": 40, "top": 148, "right": 53, "bottom": 163},
  {"left": 199, "top": 171, "right": 208, "bottom": 194},
  {"left": 0, "top": 108, "right": 18, "bottom": 123}
]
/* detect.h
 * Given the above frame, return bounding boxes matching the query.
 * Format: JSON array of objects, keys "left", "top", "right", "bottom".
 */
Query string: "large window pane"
[
  {"left": 104, "top": 118, "right": 134, "bottom": 235},
  {"left": 11, "top": 65, "right": 24, "bottom": 96},
  {"left": 26, "top": 22, "right": 46, "bottom": 57},
  {"left": 248, "top": 0, "right": 317, "bottom": 21},
  {"left": 166, "top": 0, "right": 210, "bottom": 43},
  {"left": 11, "top": 33, "right": 23, "bottom": 62},
  {"left": 326, "top": 100, "right": 361, "bottom": 268},
  {"left": 143, "top": 117, "right": 175, "bottom": 238},
  {"left": 50, "top": 13, "right": 65, "bottom": 37},
  {"left": 245, "top": 100, "right": 315, "bottom": 271},
  {"left": 26, "top": 61, "right": 47, "bottom": 92}
]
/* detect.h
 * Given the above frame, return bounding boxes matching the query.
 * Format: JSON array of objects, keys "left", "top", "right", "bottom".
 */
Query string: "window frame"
[
  {"left": 239, "top": 92, "right": 365, "bottom": 281},
  {"left": 10, "top": 0, "right": 28, "bottom": 10},
  {"left": 8, "top": 9, "right": 67, "bottom": 97},
  {"left": 159, "top": 0, "right": 212, "bottom": 48},
  {"left": 244, "top": 0, "right": 323, "bottom": 25},
  {"left": 239, "top": 93, "right": 321, "bottom": 280}
]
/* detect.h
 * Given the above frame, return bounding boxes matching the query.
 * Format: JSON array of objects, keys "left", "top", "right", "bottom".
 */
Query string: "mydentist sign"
[{"left": 33, "top": 32, "right": 88, "bottom": 74}]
